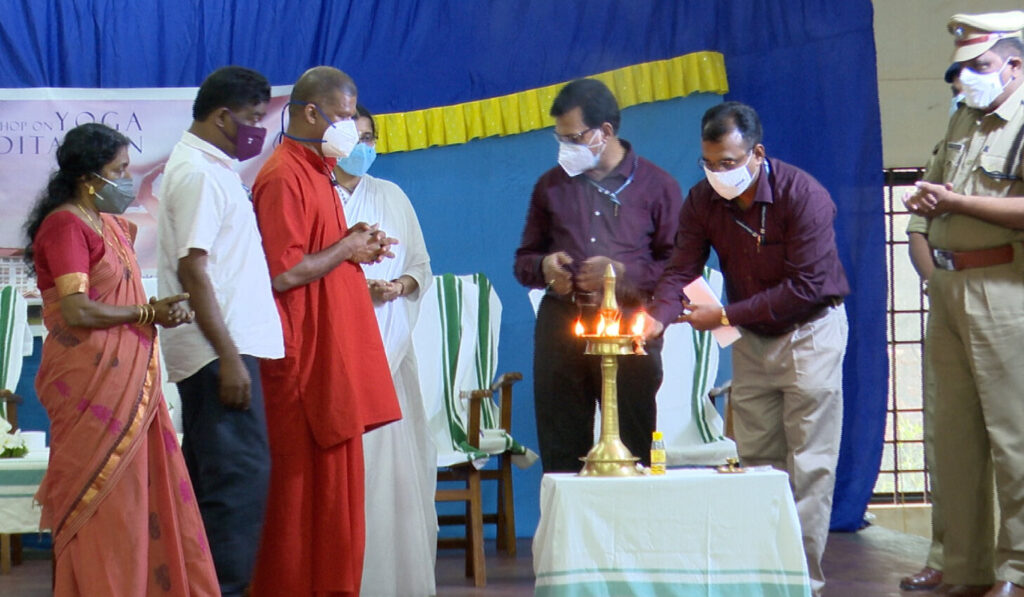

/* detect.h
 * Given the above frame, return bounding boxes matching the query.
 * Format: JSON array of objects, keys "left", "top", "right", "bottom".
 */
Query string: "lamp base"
[{"left": 578, "top": 438, "right": 643, "bottom": 477}]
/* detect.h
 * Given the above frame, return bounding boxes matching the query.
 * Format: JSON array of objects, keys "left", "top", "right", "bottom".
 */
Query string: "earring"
[{"left": 87, "top": 184, "right": 95, "bottom": 195}]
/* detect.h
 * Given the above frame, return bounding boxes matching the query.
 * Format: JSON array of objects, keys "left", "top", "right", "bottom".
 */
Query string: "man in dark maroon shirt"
[
  {"left": 514, "top": 78, "right": 682, "bottom": 473},
  {"left": 647, "top": 102, "right": 849, "bottom": 596}
]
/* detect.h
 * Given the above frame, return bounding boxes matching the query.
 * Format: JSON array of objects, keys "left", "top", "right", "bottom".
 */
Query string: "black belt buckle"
[{"left": 932, "top": 249, "right": 956, "bottom": 271}]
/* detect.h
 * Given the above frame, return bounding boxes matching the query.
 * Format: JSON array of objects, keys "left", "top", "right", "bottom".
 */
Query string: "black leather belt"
[
  {"left": 807, "top": 296, "right": 843, "bottom": 323},
  {"left": 765, "top": 297, "right": 843, "bottom": 336}
]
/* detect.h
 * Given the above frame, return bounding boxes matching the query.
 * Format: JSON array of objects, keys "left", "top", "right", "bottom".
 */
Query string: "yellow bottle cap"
[{"left": 652, "top": 431, "right": 663, "bottom": 441}]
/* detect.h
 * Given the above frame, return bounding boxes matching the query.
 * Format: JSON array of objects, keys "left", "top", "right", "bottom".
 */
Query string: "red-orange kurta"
[{"left": 250, "top": 138, "right": 401, "bottom": 597}]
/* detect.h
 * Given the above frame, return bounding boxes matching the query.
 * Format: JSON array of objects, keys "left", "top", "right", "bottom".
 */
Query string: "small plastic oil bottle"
[{"left": 650, "top": 431, "right": 666, "bottom": 475}]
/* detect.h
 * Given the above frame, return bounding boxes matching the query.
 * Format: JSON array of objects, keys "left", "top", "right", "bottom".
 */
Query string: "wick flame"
[
  {"left": 631, "top": 311, "right": 647, "bottom": 337},
  {"left": 595, "top": 316, "right": 606, "bottom": 336},
  {"left": 574, "top": 319, "right": 585, "bottom": 336},
  {"left": 606, "top": 319, "right": 620, "bottom": 336}
]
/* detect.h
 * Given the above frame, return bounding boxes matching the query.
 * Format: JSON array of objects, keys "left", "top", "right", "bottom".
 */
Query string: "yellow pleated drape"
[{"left": 376, "top": 50, "right": 728, "bottom": 154}]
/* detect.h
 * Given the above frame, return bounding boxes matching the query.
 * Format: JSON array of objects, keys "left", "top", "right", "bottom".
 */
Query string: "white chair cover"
[
  {"left": 0, "top": 286, "right": 32, "bottom": 422},
  {"left": 413, "top": 273, "right": 537, "bottom": 470}
]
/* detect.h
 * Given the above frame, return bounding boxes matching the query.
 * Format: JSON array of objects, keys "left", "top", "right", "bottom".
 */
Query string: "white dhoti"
[{"left": 342, "top": 174, "right": 438, "bottom": 597}]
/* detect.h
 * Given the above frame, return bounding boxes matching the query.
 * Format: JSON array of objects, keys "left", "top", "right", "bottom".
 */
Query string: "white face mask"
[
  {"left": 959, "top": 61, "right": 1010, "bottom": 109},
  {"left": 703, "top": 152, "right": 756, "bottom": 200},
  {"left": 322, "top": 118, "right": 359, "bottom": 158},
  {"left": 557, "top": 130, "right": 606, "bottom": 177}
]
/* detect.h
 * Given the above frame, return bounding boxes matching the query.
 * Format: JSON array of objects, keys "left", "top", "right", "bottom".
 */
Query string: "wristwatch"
[{"left": 720, "top": 307, "right": 730, "bottom": 327}]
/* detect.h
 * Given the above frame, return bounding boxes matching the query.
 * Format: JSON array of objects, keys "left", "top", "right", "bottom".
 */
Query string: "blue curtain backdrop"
[{"left": 0, "top": 0, "right": 885, "bottom": 533}]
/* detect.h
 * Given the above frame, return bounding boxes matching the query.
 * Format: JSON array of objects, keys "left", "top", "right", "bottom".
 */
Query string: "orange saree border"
[{"left": 51, "top": 337, "right": 161, "bottom": 556}]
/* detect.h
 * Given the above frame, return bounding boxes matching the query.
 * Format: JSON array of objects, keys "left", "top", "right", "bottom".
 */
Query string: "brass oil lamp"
[{"left": 573, "top": 264, "right": 648, "bottom": 477}]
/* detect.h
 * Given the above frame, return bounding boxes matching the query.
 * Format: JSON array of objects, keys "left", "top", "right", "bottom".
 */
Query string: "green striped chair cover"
[
  {"left": 1, "top": 286, "right": 30, "bottom": 421},
  {"left": 413, "top": 273, "right": 537, "bottom": 469},
  {"left": 655, "top": 266, "right": 735, "bottom": 464},
  {"left": 687, "top": 267, "right": 726, "bottom": 442}
]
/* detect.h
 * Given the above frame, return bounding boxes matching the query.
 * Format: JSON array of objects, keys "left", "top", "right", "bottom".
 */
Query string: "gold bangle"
[
  {"left": 136, "top": 305, "right": 145, "bottom": 324},
  {"left": 138, "top": 304, "right": 154, "bottom": 326}
]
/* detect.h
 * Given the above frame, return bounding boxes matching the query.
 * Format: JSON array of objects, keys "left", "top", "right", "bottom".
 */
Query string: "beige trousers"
[
  {"left": 923, "top": 359, "right": 946, "bottom": 570},
  {"left": 928, "top": 260, "right": 1022, "bottom": 585},
  {"left": 730, "top": 305, "right": 847, "bottom": 597}
]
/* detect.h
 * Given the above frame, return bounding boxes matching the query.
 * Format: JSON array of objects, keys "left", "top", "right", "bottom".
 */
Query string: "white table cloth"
[
  {"left": 0, "top": 448, "right": 48, "bottom": 574},
  {"left": 533, "top": 468, "right": 811, "bottom": 597},
  {"left": 0, "top": 448, "right": 47, "bottom": 534}
]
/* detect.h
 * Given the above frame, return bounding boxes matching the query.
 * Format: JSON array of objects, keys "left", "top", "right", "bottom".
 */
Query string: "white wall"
[{"left": 874, "top": 0, "right": 1023, "bottom": 168}]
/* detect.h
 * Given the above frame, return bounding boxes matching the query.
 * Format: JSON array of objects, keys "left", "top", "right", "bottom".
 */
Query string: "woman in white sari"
[{"left": 335, "top": 105, "right": 438, "bottom": 597}]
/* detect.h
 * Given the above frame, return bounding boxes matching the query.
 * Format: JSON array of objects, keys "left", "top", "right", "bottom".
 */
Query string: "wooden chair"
[
  {"left": 435, "top": 373, "right": 522, "bottom": 586},
  {"left": 0, "top": 389, "right": 24, "bottom": 573},
  {"left": 708, "top": 381, "right": 735, "bottom": 440},
  {"left": 0, "top": 391, "right": 20, "bottom": 431},
  {"left": 413, "top": 273, "right": 537, "bottom": 587}
]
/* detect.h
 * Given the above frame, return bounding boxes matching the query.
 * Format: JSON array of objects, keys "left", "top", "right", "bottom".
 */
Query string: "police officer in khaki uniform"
[
  {"left": 899, "top": 64, "right": 998, "bottom": 594},
  {"left": 905, "top": 10, "right": 1024, "bottom": 597}
]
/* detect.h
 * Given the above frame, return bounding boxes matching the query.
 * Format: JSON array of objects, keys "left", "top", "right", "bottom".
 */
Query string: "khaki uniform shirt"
[
  {"left": 906, "top": 142, "right": 942, "bottom": 236},
  {"left": 912, "top": 82, "right": 1024, "bottom": 250}
]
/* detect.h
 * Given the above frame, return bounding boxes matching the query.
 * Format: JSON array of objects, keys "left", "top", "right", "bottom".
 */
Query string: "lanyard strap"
[
  {"left": 732, "top": 203, "right": 766, "bottom": 249},
  {"left": 584, "top": 155, "right": 639, "bottom": 210},
  {"left": 731, "top": 160, "right": 772, "bottom": 250}
]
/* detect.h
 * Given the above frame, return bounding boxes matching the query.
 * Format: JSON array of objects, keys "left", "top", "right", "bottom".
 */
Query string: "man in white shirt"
[{"left": 156, "top": 66, "right": 284, "bottom": 597}]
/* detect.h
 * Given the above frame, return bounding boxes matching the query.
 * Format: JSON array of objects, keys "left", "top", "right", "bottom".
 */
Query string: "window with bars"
[{"left": 874, "top": 167, "right": 930, "bottom": 504}]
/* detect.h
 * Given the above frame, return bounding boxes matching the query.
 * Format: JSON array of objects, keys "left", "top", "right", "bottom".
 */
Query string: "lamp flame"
[
  {"left": 631, "top": 311, "right": 647, "bottom": 337},
  {"left": 573, "top": 309, "right": 642, "bottom": 338}
]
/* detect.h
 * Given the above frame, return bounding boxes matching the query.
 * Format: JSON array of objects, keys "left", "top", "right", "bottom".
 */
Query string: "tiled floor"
[{"left": 0, "top": 525, "right": 932, "bottom": 596}]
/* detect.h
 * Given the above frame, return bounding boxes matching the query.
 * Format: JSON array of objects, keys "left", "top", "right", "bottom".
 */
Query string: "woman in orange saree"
[{"left": 24, "top": 123, "right": 220, "bottom": 596}]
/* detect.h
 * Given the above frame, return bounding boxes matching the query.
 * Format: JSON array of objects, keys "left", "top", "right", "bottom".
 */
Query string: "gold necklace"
[
  {"left": 74, "top": 203, "right": 134, "bottom": 276},
  {"left": 74, "top": 202, "right": 103, "bottom": 235}
]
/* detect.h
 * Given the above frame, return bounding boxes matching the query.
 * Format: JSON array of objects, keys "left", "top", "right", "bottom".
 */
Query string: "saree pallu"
[{"left": 34, "top": 214, "right": 219, "bottom": 596}]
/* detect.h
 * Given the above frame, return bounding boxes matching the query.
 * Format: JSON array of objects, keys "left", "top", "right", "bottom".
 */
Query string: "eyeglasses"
[
  {"left": 697, "top": 151, "right": 751, "bottom": 173},
  {"left": 553, "top": 128, "right": 596, "bottom": 145},
  {"left": 358, "top": 133, "right": 378, "bottom": 144}
]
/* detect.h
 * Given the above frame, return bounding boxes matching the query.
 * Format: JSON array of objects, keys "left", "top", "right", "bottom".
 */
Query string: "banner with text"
[{"left": 0, "top": 87, "right": 292, "bottom": 268}]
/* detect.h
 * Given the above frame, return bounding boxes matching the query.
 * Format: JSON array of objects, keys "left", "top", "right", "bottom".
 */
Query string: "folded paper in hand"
[{"left": 683, "top": 277, "right": 741, "bottom": 348}]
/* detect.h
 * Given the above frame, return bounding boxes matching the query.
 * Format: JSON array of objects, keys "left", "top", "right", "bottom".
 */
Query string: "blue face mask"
[
  {"left": 336, "top": 142, "right": 377, "bottom": 176},
  {"left": 949, "top": 93, "right": 965, "bottom": 117}
]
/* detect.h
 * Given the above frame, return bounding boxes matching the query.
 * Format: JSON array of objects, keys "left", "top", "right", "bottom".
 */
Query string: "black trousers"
[
  {"left": 533, "top": 296, "right": 664, "bottom": 473},
  {"left": 177, "top": 355, "right": 270, "bottom": 597}
]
